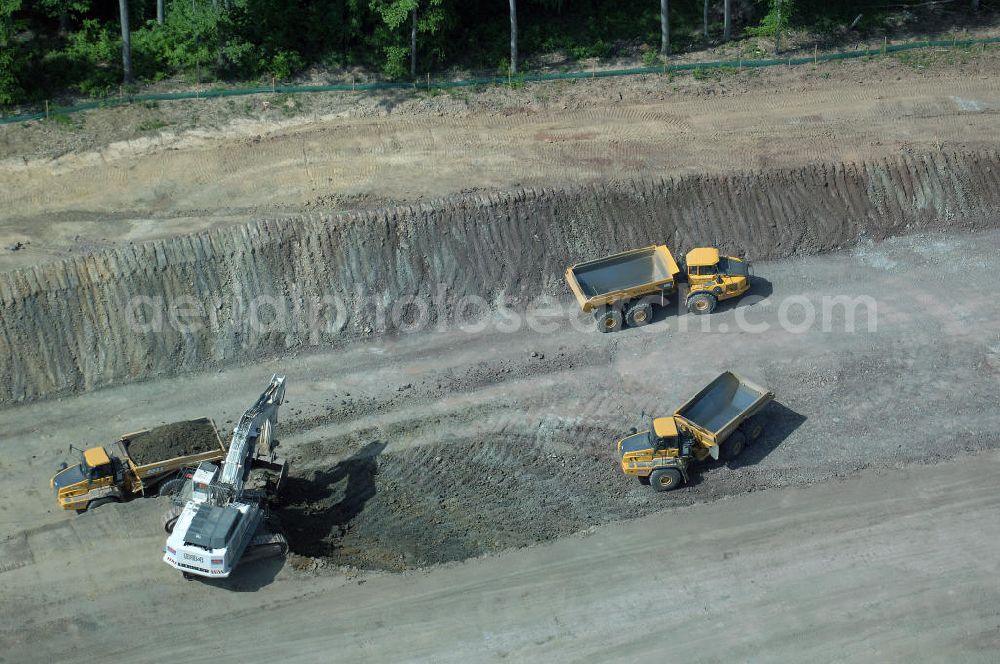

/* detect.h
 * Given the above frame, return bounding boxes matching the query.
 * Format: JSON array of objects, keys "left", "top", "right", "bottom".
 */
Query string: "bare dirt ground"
[
  {"left": 0, "top": 47, "right": 998, "bottom": 270},
  {"left": 2, "top": 35, "right": 999, "bottom": 660},
  {"left": 2, "top": 230, "right": 1000, "bottom": 661}
]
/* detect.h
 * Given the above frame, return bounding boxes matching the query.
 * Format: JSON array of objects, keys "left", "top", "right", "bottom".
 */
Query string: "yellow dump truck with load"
[
  {"left": 617, "top": 372, "right": 773, "bottom": 491},
  {"left": 50, "top": 418, "right": 227, "bottom": 512},
  {"left": 565, "top": 244, "right": 751, "bottom": 332}
]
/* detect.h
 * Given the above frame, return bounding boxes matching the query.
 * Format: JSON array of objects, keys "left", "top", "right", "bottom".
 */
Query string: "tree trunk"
[
  {"left": 660, "top": 0, "right": 669, "bottom": 55},
  {"left": 119, "top": 0, "right": 133, "bottom": 84},
  {"left": 775, "top": 2, "right": 782, "bottom": 54},
  {"left": 411, "top": 5, "right": 417, "bottom": 78},
  {"left": 509, "top": 0, "right": 518, "bottom": 74},
  {"left": 723, "top": 0, "right": 731, "bottom": 40},
  {"left": 157, "top": 0, "right": 164, "bottom": 24},
  {"left": 703, "top": 0, "right": 709, "bottom": 39}
]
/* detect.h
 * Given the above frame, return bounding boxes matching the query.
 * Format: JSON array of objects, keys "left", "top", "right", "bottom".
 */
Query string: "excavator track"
[
  {"left": 241, "top": 531, "right": 289, "bottom": 564},
  {"left": 161, "top": 505, "right": 184, "bottom": 534}
]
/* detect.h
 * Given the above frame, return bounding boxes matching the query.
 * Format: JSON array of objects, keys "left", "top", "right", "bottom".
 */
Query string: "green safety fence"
[{"left": 3, "top": 36, "right": 998, "bottom": 125}]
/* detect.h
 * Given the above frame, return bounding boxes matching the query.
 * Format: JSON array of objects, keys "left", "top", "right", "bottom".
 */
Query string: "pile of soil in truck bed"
[{"left": 126, "top": 418, "right": 222, "bottom": 465}]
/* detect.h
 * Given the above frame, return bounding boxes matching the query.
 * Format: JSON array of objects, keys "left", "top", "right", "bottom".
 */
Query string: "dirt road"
[
  {"left": 2, "top": 228, "right": 999, "bottom": 653},
  {"left": 1, "top": 51, "right": 998, "bottom": 270},
  {"left": 4, "top": 450, "right": 999, "bottom": 662}
]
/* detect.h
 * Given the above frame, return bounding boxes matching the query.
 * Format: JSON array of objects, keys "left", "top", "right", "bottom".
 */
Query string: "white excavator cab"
[{"left": 190, "top": 462, "right": 219, "bottom": 503}]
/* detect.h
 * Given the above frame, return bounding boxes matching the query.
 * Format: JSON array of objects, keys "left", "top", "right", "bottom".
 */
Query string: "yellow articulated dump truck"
[
  {"left": 565, "top": 244, "right": 751, "bottom": 332},
  {"left": 617, "top": 372, "right": 773, "bottom": 492},
  {"left": 50, "top": 418, "right": 226, "bottom": 512}
]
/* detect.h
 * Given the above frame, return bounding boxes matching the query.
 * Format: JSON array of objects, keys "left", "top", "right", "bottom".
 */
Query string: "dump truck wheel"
[
  {"left": 158, "top": 478, "right": 185, "bottom": 497},
  {"left": 649, "top": 468, "right": 682, "bottom": 492},
  {"left": 625, "top": 302, "right": 653, "bottom": 327},
  {"left": 595, "top": 309, "right": 623, "bottom": 333},
  {"left": 687, "top": 293, "right": 717, "bottom": 315},
  {"left": 720, "top": 431, "right": 746, "bottom": 460},
  {"left": 688, "top": 292, "right": 717, "bottom": 314}
]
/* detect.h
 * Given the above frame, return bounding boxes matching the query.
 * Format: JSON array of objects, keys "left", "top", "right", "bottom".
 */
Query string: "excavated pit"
[
  {"left": 273, "top": 397, "right": 807, "bottom": 571},
  {"left": 2, "top": 151, "right": 1000, "bottom": 405}
]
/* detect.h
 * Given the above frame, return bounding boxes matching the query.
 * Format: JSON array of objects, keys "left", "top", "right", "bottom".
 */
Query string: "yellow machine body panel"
[
  {"left": 686, "top": 251, "right": 751, "bottom": 303},
  {"left": 51, "top": 446, "right": 117, "bottom": 510},
  {"left": 652, "top": 417, "right": 677, "bottom": 438},
  {"left": 685, "top": 247, "right": 720, "bottom": 267},
  {"left": 83, "top": 446, "right": 110, "bottom": 467}
]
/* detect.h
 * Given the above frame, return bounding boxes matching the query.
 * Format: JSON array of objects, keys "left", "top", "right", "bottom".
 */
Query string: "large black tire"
[
  {"left": 687, "top": 292, "right": 717, "bottom": 315},
  {"left": 625, "top": 302, "right": 653, "bottom": 328},
  {"left": 595, "top": 308, "right": 623, "bottom": 333},
  {"left": 720, "top": 431, "right": 746, "bottom": 461},
  {"left": 741, "top": 416, "right": 765, "bottom": 442},
  {"left": 649, "top": 468, "right": 683, "bottom": 492},
  {"left": 158, "top": 478, "right": 185, "bottom": 497}
]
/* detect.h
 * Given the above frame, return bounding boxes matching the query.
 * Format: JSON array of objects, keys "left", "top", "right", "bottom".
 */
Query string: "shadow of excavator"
[{"left": 275, "top": 440, "right": 387, "bottom": 558}]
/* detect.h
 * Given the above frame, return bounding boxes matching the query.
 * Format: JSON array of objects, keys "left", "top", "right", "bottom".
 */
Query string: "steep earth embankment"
[{"left": 1, "top": 150, "right": 999, "bottom": 404}]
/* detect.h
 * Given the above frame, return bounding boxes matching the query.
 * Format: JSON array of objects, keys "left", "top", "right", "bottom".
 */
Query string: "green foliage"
[
  {"left": 749, "top": 0, "right": 795, "bottom": 38},
  {"left": 0, "top": 0, "right": 23, "bottom": 104},
  {"left": 137, "top": 117, "right": 170, "bottom": 131},
  {"left": 381, "top": 45, "right": 409, "bottom": 79},
  {"left": 0, "top": 0, "right": 989, "bottom": 108},
  {"left": 692, "top": 65, "right": 737, "bottom": 81},
  {"left": 37, "top": 0, "right": 90, "bottom": 22},
  {"left": 46, "top": 18, "right": 120, "bottom": 97}
]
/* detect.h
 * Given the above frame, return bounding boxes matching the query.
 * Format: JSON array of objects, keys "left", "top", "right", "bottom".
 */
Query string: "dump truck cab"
[
  {"left": 618, "top": 416, "right": 718, "bottom": 491},
  {"left": 684, "top": 247, "right": 751, "bottom": 314},
  {"left": 50, "top": 446, "right": 124, "bottom": 511}
]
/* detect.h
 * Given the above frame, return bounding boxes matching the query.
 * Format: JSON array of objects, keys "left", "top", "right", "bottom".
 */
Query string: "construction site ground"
[
  {"left": 2, "top": 42, "right": 1000, "bottom": 662},
  {"left": 3, "top": 229, "right": 1000, "bottom": 660}
]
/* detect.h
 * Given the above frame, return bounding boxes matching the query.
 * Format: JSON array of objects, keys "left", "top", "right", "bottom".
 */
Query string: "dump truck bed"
[
  {"left": 674, "top": 372, "right": 773, "bottom": 445},
  {"left": 566, "top": 245, "right": 680, "bottom": 311},
  {"left": 117, "top": 417, "right": 227, "bottom": 479}
]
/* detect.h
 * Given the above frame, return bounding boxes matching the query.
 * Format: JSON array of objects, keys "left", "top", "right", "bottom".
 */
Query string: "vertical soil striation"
[{"left": 2, "top": 151, "right": 1000, "bottom": 404}]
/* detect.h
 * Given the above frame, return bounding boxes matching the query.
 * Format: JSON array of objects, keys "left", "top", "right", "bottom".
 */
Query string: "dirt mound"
[
  {"left": 126, "top": 418, "right": 221, "bottom": 465},
  {"left": 1, "top": 150, "right": 1000, "bottom": 405}
]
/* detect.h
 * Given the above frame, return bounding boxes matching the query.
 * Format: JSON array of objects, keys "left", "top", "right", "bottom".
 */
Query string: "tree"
[
  {"left": 723, "top": 0, "right": 731, "bottom": 40},
  {"left": 0, "top": 0, "right": 21, "bottom": 104},
  {"left": 703, "top": 0, "right": 708, "bottom": 39},
  {"left": 118, "top": 0, "right": 133, "bottom": 84},
  {"left": 410, "top": 2, "right": 417, "bottom": 76},
  {"left": 157, "top": 0, "right": 164, "bottom": 25},
  {"left": 509, "top": 0, "right": 517, "bottom": 74},
  {"left": 752, "top": 0, "right": 792, "bottom": 54},
  {"left": 659, "top": 0, "right": 669, "bottom": 55}
]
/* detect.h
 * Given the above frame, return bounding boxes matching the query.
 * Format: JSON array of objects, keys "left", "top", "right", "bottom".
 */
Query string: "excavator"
[{"left": 162, "top": 375, "right": 290, "bottom": 579}]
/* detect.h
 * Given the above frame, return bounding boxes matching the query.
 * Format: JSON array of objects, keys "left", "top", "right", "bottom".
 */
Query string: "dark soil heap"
[{"left": 126, "top": 418, "right": 221, "bottom": 465}]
